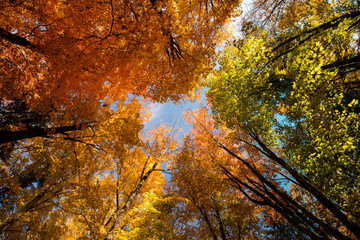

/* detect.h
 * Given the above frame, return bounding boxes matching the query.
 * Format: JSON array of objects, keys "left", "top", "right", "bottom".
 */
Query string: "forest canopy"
[{"left": 1, "top": 0, "right": 360, "bottom": 239}]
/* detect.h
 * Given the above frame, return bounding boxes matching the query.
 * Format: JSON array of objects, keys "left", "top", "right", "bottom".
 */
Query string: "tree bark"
[
  {"left": 0, "top": 124, "right": 87, "bottom": 144},
  {"left": 0, "top": 27, "right": 33, "bottom": 48}
]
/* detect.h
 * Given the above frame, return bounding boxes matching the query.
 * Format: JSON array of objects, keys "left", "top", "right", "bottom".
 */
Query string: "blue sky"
[{"left": 144, "top": 97, "right": 204, "bottom": 139}]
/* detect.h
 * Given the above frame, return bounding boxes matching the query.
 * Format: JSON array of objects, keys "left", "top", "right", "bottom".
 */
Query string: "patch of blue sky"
[
  {"left": 143, "top": 89, "right": 207, "bottom": 139},
  {"left": 143, "top": 100, "right": 200, "bottom": 139}
]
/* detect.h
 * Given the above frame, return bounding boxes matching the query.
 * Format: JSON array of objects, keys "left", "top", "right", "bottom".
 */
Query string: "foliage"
[
  {"left": 206, "top": 0, "right": 360, "bottom": 239},
  {"left": 168, "top": 107, "right": 275, "bottom": 239},
  {"left": 115, "top": 193, "right": 181, "bottom": 240},
  {"left": 1, "top": 0, "right": 239, "bottom": 110},
  {"left": 0, "top": 0, "right": 241, "bottom": 238},
  {"left": 2, "top": 0, "right": 360, "bottom": 239}
]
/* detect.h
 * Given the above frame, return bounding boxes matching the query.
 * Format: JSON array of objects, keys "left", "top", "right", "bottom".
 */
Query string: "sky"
[{"left": 143, "top": 96, "right": 205, "bottom": 139}]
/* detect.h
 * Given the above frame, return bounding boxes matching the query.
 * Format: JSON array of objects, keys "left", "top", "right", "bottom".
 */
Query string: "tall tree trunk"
[{"left": 104, "top": 162, "right": 158, "bottom": 240}]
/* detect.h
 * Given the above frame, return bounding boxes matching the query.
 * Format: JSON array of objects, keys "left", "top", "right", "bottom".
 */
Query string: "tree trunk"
[{"left": 0, "top": 125, "right": 87, "bottom": 144}]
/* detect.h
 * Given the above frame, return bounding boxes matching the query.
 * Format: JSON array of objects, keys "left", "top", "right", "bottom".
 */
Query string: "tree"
[
  {"left": 102, "top": 124, "right": 177, "bottom": 240},
  {"left": 168, "top": 107, "right": 275, "bottom": 240},
  {"left": 0, "top": 0, "right": 241, "bottom": 127},
  {"left": 0, "top": 0, "right": 242, "bottom": 173},
  {"left": 0, "top": 99, "right": 144, "bottom": 238},
  {"left": 0, "top": 104, "right": 178, "bottom": 239},
  {"left": 114, "top": 193, "right": 181, "bottom": 240},
  {"left": 206, "top": 0, "right": 360, "bottom": 238},
  {"left": 0, "top": 1, "right": 243, "bottom": 237}
]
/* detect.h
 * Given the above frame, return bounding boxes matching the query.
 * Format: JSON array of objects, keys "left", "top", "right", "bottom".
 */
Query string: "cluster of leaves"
[
  {"left": 205, "top": 0, "right": 360, "bottom": 239},
  {"left": 1, "top": 0, "right": 239, "bottom": 125},
  {"left": 0, "top": 0, "right": 243, "bottom": 239},
  {"left": 2, "top": 0, "right": 360, "bottom": 239},
  {"left": 168, "top": 107, "right": 269, "bottom": 239}
]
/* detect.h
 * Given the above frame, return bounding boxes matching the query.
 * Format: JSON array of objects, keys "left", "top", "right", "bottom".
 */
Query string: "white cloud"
[{"left": 147, "top": 103, "right": 164, "bottom": 124}]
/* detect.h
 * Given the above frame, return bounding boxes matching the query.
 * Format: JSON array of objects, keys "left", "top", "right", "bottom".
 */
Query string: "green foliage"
[
  {"left": 207, "top": 6, "right": 360, "bottom": 225},
  {"left": 207, "top": 34, "right": 277, "bottom": 144}
]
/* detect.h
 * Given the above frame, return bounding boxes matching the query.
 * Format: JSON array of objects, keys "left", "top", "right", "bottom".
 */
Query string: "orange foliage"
[
  {"left": 1, "top": 0, "right": 240, "bottom": 124},
  {"left": 168, "top": 106, "right": 275, "bottom": 239}
]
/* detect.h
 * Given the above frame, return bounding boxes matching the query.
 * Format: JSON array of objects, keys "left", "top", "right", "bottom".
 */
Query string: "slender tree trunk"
[
  {"left": 218, "top": 140, "right": 356, "bottom": 240},
  {"left": 104, "top": 162, "right": 158, "bottom": 240}
]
